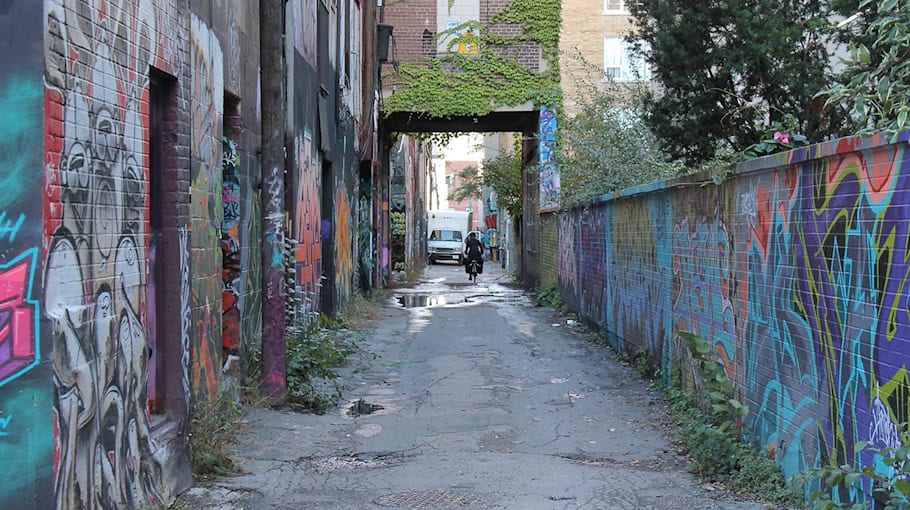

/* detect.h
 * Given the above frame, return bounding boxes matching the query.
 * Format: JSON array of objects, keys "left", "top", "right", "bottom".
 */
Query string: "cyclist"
[{"left": 464, "top": 232, "right": 484, "bottom": 280}]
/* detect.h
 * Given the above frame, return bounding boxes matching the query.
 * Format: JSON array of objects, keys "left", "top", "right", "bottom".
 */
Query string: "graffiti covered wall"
[
  {"left": 538, "top": 105, "right": 559, "bottom": 210},
  {"left": 221, "top": 135, "right": 242, "bottom": 375},
  {"left": 0, "top": 2, "right": 52, "bottom": 506},
  {"left": 556, "top": 134, "right": 910, "bottom": 499},
  {"left": 43, "top": 1, "right": 190, "bottom": 507},
  {"left": 333, "top": 112, "right": 357, "bottom": 306},
  {"left": 290, "top": 10, "right": 322, "bottom": 325},
  {"left": 189, "top": 13, "right": 225, "bottom": 401}
]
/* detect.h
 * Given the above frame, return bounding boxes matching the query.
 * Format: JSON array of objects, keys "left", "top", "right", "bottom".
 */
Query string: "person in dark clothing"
[{"left": 464, "top": 232, "right": 484, "bottom": 278}]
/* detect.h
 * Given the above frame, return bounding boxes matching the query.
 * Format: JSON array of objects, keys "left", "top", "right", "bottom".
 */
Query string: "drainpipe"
[{"left": 260, "top": 0, "right": 287, "bottom": 400}]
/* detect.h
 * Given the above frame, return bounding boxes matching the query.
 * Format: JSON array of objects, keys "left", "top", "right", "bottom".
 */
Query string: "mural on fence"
[
  {"left": 221, "top": 136, "right": 242, "bottom": 373},
  {"left": 1, "top": 2, "right": 52, "bottom": 504},
  {"left": 42, "top": 2, "right": 183, "bottom": 506},
  {"left": 578, "top": 208, "right": 606, "bottom": 325},
  {"left": 796, "top": 145, "right": 908, "bottom": 484},
  {"left": 737, "top": 168, "right": 821, "bottom": 480},
  {"left": 604, "top": 198, "right": 673, "bottom": 363},
  {"left": 189, "top": 13, "right": 224, "bottom": 400},
  {"left": 557, "top": 135, "right": 910, "bottom": 501},
  {"left": 672, "top": 192, "right": 737, "bottom": 381},
  {"left": 295, "top": 132, "right": 322, "bottom": 324},
  {"left": 538, "top": 106, "right": 559, "bottom": 210}
]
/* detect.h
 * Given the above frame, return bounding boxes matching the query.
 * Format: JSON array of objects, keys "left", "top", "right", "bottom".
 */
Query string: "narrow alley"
[{"left": 176, "top": 263, "right": 765, "bottom": 510}]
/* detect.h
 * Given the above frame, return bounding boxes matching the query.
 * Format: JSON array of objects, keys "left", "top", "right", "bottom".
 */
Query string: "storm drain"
[{"left": 374, "top": 489, "right": 490, "bottom": 509}]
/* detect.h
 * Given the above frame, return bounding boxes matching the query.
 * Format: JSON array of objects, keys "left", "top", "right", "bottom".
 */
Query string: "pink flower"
[{"left": 773, "top": 131, "right": 790, "bottom": 145}]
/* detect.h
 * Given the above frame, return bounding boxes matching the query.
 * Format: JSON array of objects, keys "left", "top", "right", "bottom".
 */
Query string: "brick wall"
[
  {"left": 383, "top": 0, "right": 540, "bottom": 75},
  {"left": 555, "top": 133, "right": 910, "bottom": 500},
  {"left": 481, "top": 0, "right": 539, "bottom": 71},
  {"left": 559, "top": 0, "right": 636, "bottom": 115},
  {"left": 38, "top": 1, "right": 262, "bottom": 507},
  {"left": 384, "top": 0, "right": 437, "bottom": 63},
  {"left": 539, "top": 212, "right": 558, "bottom": 289}
]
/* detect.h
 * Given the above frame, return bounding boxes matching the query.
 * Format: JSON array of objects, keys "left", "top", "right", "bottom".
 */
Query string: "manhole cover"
[{"left": 374, "top": 490, "right": 488, "bottom": 509}]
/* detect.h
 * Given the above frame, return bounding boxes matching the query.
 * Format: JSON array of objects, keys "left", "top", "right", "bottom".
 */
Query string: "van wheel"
[{"left": 457, "top": 255, "right": 463, "bottom": 265}]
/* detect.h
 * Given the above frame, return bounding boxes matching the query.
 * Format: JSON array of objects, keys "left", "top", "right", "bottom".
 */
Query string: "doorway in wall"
[{"left": 147, "top": 68, "right": 177, "bottom": 416}]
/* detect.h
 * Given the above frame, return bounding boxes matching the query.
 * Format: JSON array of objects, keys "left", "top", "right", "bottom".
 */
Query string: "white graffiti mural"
[{"left": 43, "top": 1, "right": 181, "bottom": 507}]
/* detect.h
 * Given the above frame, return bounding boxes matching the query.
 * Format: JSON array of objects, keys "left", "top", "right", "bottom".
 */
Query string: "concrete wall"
[{"left": 555, "top": 133, "right": 910, "bottom": 490}]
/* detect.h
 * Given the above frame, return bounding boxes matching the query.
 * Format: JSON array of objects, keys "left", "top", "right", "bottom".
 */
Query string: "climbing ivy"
[{"left": 382, "top": 0, "right": 561, "bottom": 118}]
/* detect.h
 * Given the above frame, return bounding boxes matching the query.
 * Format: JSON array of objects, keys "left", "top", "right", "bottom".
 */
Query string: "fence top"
[{"left": 557, "top": 130, "right": 910, "bottom": 212}]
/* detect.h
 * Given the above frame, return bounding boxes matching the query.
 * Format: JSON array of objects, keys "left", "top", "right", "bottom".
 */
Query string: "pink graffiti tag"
[{"left": 0, "top": 249, "right": 40, "bottom": 386}]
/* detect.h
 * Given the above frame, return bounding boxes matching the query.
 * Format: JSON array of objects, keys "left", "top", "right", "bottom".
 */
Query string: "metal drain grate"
[{"left": 374, "top": 489, "right": 488, "bottom": 509}]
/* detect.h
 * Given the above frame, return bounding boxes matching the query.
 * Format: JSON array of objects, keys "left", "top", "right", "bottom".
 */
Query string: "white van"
[{"left": 427, "top": 210, "right": 471, "bottom": 264}]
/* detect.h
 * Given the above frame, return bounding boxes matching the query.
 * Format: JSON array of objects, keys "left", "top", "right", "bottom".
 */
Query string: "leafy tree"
[
  {"left": 557, "top": 66, "right": 674, "bottom": 204},
  {"left": 627, "top": 0, "right": 850, "bottom": 165},
  {"left": 450, "top": 149, "right": 524, "bottom": 219},
  {"left": 824, "top": 0, "right": 910, "bottom": 139},
  {"left": 482, "top": 151, "right": 524, "bottom": 218},
  {"left": 447, "top": 165, "right": 483, "bottom": 203}
]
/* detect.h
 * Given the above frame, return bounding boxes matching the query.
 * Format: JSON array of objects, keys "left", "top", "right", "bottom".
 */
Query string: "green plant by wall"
[
  {"left": 189, "top": 394, "right": 244, "bottom": 477},
  {"left": 285, "top": 316, "right": 358, "bottom": 414},
  {"left": 743, "top": 114, "right": 811, "bottom": 160},
  {"left": 670, "top": 332, "right": 800, "bottom": 505},
  {"left": 535, "top": 285, "right": 564, "bottom": 310},
  {"left": 382, "top": 0, "right": 561, "bottom": 117},
  {"left": 793, "top": 425, "right": 910, "bottom": 510}
]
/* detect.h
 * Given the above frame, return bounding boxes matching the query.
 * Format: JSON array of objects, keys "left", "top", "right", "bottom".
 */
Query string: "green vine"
[{"left": 382, "top": 0, "right": 561, "bottom": 118}]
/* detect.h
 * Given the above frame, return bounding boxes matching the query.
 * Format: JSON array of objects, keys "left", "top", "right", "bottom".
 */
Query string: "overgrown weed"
[
  {"left": 665, "top": 332, "right": 802, "bottom": 506},
  {"left": 189, "top": 393, "right": 244, "bottom": 477},
  {"left": 791, "top": 423, "right": 910, "bottom": 509},
  {"left": 535, "top": 285, "right": 565, "bottom": 310},
  {"left": 336, "top": 290, "right": 384, "bottom": 330}
]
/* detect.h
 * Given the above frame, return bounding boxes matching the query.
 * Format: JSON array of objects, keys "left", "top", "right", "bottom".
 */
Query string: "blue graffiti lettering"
[
  {"left": 0, "top": 212, "right": 25, "bottom": 243},
  {"left": 0, "top": 414, "right": 12, "bottom": 437}
]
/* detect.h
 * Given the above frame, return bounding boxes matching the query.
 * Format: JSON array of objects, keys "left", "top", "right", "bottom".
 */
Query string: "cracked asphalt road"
[{"left": 175, "top": 263, "right": 766, "bottom": 510}]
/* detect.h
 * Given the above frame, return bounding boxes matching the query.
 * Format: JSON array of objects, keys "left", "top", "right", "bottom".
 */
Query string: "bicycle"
[{"left": 466, "top": 258, "right": 480, "bottom": 283}]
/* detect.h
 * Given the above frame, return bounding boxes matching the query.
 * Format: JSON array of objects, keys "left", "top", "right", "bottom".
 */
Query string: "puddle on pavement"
[
  {"left": 396, "top": 294, "right": 465, "bottom": 308},
  {"left": 464, "top": 294, "right": 529, "bottom": 306},
  {"left": 347, "top": 399, "right": 384, "bottom": 417}
]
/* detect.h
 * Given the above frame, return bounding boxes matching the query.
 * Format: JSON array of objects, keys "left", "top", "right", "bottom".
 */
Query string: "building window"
[
  {"left": 603, "top": 37, "right": 650, "bottom": 82},
  {"left": 603, "top": 0, "right": 629, "bottom": 14},
  {"left": 422, "top": 29, "right": 435, "bottom": 57}
]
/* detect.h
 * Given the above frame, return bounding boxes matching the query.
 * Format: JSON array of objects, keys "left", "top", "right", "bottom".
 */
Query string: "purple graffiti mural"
[
  {"left": 555, "top": 133, "right": 910, "bottom": 503},
  {"left": 0, "top": 249, "right": 39, "bottom": 386}
]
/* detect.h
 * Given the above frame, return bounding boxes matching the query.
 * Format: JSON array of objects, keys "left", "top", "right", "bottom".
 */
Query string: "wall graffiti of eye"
[
  {"left": 62, "top": 141, "right": 90, "bottom": 188},
  {"left": 123, "top": 155, "right": 146, "bottom": 207},
  {"left": 93, "top": 108, "right": 119, "bottom": 165}
]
